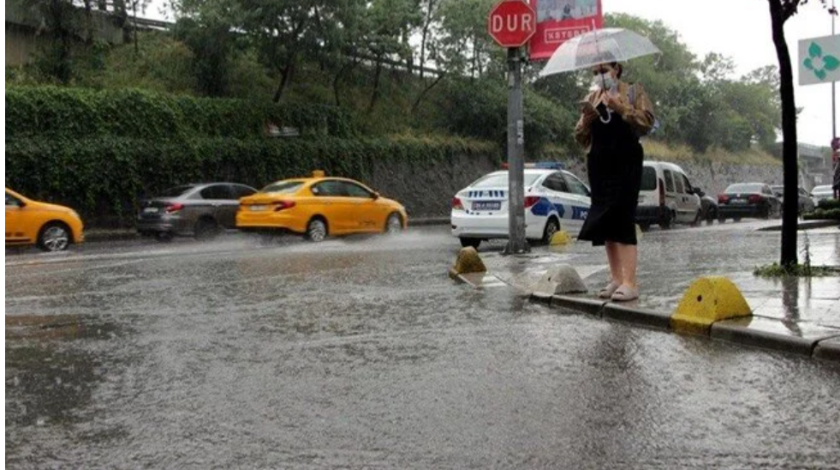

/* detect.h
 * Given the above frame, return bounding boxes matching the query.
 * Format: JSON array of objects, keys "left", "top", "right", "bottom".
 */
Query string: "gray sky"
[
  {"left": 607, "top": 0, "right": 836, "bottom": 147},
  {"left": 146, "top": 0, "right": 837, "bottom": 146}
]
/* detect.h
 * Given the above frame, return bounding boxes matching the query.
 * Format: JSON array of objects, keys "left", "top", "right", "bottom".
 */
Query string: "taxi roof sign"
[{"left": 312, "top": 170, "right": 326, "bottom": 178}]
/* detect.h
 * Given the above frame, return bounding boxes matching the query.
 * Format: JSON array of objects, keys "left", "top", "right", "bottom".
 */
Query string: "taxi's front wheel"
[
  {"left": 38, "top": 222, "right": 71, "bottom": 252},
  {"left": 306, "top": 218, "right": 328, "bottom": 242},
  {"left": 385, "top": 213, "right": 403, "bottom": 235}
]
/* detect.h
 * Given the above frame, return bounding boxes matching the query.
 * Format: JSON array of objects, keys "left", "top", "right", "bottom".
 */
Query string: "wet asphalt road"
[{"left": 5, "top": 224, "right": 840, "bottom": 469}]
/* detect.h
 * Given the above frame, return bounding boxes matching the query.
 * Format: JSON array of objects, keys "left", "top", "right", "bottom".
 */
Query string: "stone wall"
[
  {"left": 369, "top": 154, "right": 500, "bottom": 219},
  {"left": 377, "top": 154, "right": 787, "bottom": 219},
  {"left": 562, "top": 157, "right": 785, "bottom": 198}
]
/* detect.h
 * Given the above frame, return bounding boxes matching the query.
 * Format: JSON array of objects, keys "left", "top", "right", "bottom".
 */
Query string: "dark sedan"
[
  {"left": 771, "top": 185, "right": 816, "bottom": 215},
  {"left": 718, "top": 183, "right": 782, "bottom": 222},
  {"left": 137, "top": 183, "right": 257, "bottom": 241}
]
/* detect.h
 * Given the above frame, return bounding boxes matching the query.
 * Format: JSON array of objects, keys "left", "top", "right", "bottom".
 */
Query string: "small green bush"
[
  {"left": 803, "top": 208, "right": 840, "bottom": 221},
  {"left": 754, "top": 263, "right": 840, "bottom": 277}
]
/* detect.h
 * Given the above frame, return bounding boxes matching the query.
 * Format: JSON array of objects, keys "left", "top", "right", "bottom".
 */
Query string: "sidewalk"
[
  {"left": 474, "top": 225, "right": 840, "bottom": 363},
  {"left": 83, "top": 216, "right": 451, "bottom": 242}
]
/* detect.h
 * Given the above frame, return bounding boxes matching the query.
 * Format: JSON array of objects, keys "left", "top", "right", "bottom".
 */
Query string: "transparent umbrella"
[{"left": 538, "top": 28, "right": 661, "bottom": 78}]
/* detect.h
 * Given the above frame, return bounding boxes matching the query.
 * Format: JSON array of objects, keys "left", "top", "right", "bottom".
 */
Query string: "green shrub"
[
  {"left": 5, "top": 86, "right": 356, "bottom": 140},
  {"left": 434, "top": 79, "right": 576, "bottom": 158},
  {"left": 803, "top": 208, "right": 840, "bottom": 221},
  {"left": 817, "top": 199, "right": 840, "bottom": 210}
]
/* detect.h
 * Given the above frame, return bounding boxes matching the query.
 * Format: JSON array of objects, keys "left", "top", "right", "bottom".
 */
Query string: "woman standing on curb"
[{"left": 574, "top": 62, "right": 656, "bottom": 302}]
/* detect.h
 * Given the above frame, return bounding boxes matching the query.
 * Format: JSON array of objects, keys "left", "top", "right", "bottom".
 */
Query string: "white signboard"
[{"left": 800, "top": 34, "right": 840, "bottom": 86}]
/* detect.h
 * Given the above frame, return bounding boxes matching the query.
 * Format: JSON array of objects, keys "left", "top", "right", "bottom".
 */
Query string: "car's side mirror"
[{"left": 373, "top": 192, "right": 380, "bottom": 200}]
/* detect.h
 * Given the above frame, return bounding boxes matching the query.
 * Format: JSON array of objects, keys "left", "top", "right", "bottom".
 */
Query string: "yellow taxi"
[
  {"left": 5, "top": 188, "right": 85, "bottom": 251},
  {"left": 236, "top": 171, "right": 408, "bottom": 241}
]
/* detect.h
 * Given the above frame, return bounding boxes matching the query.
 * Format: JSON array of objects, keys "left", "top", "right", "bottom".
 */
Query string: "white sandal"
[
  {"left": 598, "top": 281, "right": 621, "bottom": 299},
  {"left": 611, "top": 285, "right": 639, "bottom": 302}
]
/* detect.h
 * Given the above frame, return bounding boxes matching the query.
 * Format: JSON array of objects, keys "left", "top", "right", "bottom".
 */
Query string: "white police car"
[{"left": 451, "top": 163, "right": 592, "bottom": 249}]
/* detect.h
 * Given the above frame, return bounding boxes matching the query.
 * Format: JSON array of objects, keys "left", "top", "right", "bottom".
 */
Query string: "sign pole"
[
  {"left": 487, "top": 0, "right": 535, "bottom": 255},
  {"left": 833, "top": 0, "right": 837, "bottom": 140},
  {"left": 505, "top": 46, "right": 529, "bottom": 255}
]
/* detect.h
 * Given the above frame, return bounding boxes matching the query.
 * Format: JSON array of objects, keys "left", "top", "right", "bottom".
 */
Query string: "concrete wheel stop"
[
  {"left": 670, "top": 277, "right": 752, "bottom": 335},
  {"left": 449, "top": 247, "right": 506, "bottom": 289},
  {"left": 531, "top": 264, "right": 587, "bottom": 301}
]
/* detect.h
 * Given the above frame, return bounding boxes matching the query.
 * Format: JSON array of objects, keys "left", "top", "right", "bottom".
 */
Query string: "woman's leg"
[
  {"left": 616, "top": 243, "right": 638, "bottom": 288},
  {"left": 605, "top": 242, "right": 623, "bottom": 284}
]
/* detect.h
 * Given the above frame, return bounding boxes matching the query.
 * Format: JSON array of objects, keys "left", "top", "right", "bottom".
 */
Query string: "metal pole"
[
  {"left": 505, "top": 46, "right": 529, "bottom": 255},
  {"left": 833, "top": 0, "right": 836, "bottom": 140}
]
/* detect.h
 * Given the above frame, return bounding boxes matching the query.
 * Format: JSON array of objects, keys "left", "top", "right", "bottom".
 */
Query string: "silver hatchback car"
[{"left": 137, "top": 183, "right": 257, "bottom": 241}]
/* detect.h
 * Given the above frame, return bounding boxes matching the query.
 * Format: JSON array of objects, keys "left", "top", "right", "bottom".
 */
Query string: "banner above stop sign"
[{"left": 488, "top": 0, "right": 537, "bottom": 48}]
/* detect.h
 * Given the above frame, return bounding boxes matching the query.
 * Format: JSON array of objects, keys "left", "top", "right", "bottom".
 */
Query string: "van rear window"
[{"left": 641, "top": 167, "right": 657, "bottom": 191}]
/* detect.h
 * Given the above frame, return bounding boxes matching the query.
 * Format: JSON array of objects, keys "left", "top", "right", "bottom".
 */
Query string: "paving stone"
[
  {"left": 457, "top": 273, "right": 506, "bottom": 289},
  {"left": 711, "top": 316, "right": 840, "bottom": 356}
]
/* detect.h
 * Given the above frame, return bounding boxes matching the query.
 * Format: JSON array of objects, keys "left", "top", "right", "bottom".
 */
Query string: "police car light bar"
[{"left": 501, "top": 162, "right": 565, "bottom": 170}]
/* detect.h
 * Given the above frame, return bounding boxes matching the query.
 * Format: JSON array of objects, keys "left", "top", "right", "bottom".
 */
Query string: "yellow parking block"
[
  {"left": 549, "top": 231, "right": 572, "bottom": 247},
  {"left": 449, "top": 247, "right": 487, "bottom": 280},
  {"left": 671, "top": 277, "right": 752, "bottom": 335}
]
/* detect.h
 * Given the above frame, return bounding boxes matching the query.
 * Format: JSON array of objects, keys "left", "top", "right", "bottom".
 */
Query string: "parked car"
[
  {"left": 137, "top": 183, "right": 257, "bottom": 241},
  {"left": 5, "top": 188, "right": 84, "bottom": 252},
  {"left": 811, "top": 184, "right": 835, "bottom": 206},
  {"left": 718, "top": 183, "right": 782, "bottom": 222},
  {"left": 770, "top": 185, "right": 816, "bottom": 214},
  {"left": 450, "top": 163, "right": 591, "bottom": 249},
  {"left": 635, "top": 161, "right": 702, "bottom": 229},
  {"left": 236, "top": 171, "right": 407, "bottom": 242}
]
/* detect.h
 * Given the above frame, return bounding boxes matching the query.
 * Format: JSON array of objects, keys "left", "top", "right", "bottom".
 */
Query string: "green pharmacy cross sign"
[
  {"left": 804, "top": 42, "right": 840, "bottom": 81},
  {"left": 800, "top": 35, "right": 840, "bottom": 86}
]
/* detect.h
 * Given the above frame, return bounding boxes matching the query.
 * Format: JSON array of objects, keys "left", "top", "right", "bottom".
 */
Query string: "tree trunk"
[
  {"left": 419, "top": 28, "right": 428, "bottom": 79},
  {"left": 273, "top": 58, "right": 296, "bottom": 103},
  {"left": 82, "top": 0, "right": 94, "bottom": 44},
  {"left": 368, "top": 57, "right": 383, "bottom": 113},
  {"left": 769, "top": 0, "right": 799, "bottom": 268},
  {"left": 133, "top": 0, "right": 139, "bottom": 55},
  {"left": 333, "top": 58, "right": 359, "bottom": 107},
  {"left": 411, "top": 72, "right": 446, "bottom": 114}
]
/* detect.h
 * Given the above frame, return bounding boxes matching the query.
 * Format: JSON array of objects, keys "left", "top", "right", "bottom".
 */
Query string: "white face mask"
[{"left": 592, "top": 72, "right": 616, "bottom": 91}]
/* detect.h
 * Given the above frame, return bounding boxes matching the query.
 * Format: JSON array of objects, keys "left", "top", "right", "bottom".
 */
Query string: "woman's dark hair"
[{"left": 609, "top": 62, "right": 623, "bottom": 79}]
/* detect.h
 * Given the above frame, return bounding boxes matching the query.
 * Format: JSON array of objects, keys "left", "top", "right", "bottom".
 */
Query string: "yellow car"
[
  {"left": 236, "top": 172, "right": 408, "bottom": 241},
  {"left": 5, "top": 188, "right": 84, "bottom": 251}
]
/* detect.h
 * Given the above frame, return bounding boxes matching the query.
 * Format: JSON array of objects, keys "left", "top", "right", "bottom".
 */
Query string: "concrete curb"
[
  {"left": 710, "top": 318, "right": 826, "bottom": 357},
  {"left": 814, "top": 337, "right": 840, "bottom": 362},
  {"left": 757, "top": 220, "right": 839, "bottom": 232},
  {"left": 602, "top": 303, "right": 672, "bottom": 331},
  {"left": 84, "top": 231, "right": 139, "bottom": 243},
  {"left": 550, "top": 295, "right": 606, "bottom": 317},
  {"left": 410, "top": 217, "right": 450, "bottom": 227},
  {"left": 531, "top": 292, "right": 840, "bottom": 364}
]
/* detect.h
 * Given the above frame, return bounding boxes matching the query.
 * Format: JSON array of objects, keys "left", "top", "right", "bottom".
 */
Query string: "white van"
[{"left": 636, "top": 161, "right": 702, "bottom": 229}]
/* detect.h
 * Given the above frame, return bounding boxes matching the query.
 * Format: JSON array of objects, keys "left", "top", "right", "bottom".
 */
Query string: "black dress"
[{"left": 578, "top": 104, "right": 644, "bottom": 246}]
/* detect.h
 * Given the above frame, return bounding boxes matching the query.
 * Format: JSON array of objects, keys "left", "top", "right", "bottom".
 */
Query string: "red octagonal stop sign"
[{"left": 487, "top": 0, "right": 536, "bottom": 48}]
